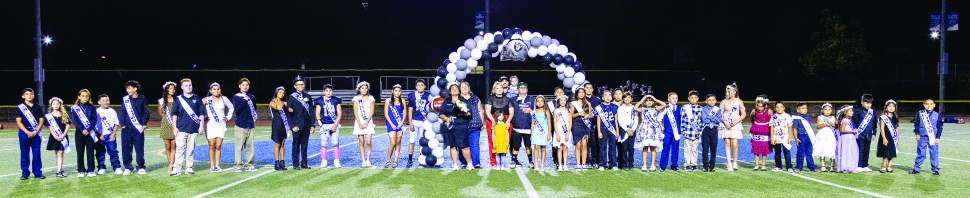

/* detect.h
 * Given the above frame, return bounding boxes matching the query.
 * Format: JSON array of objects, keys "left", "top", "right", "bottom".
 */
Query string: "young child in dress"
[
  {"left": 770, "top": 101, "right": 794, "bottom": 173},
  {"left": 814, "top": 103, "right": 837, "bottom": 172},
  {"left": 45, "top": 97, "right": 71, "bottom": 178},
  {"left": 910, "top": 98, "right": 943, "bottom": 175},
  {"left": 792, "top": 102, "right": 817, "bottom": 172},
  {"left": 492, "top": 110, "right": 510, "bottom": 170},
  {"left": 635, "top": 94, "right": 666, "bottom": 172},
  {"left": 749, "top": 95, "right": 773, "bottom": 171},
  {"left": 553, "top": 96, "right": 573, "bottom": 171},
  {"left": 531, "top": 96, "right": 552, "bottom": 172},
  {"left": 836, "top": 105, "right": 859, "bottom": 173},
  {"left": 877, "top": 99, "right": 899, "bottom": 173}
]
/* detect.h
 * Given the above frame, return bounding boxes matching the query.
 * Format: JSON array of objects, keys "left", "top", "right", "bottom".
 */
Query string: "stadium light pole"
[
  {"left": 34, "top": 0, "right": 46, "bottom": 109},
  {"left": 483, "top": 0, "right": 491, "bottom": 94},
  {"left": 939, "top": 0, "right": 946, "bottom": 112}
]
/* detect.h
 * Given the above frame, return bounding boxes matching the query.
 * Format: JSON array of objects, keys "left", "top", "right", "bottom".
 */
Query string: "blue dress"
[
  {"left": 271, "top": 104, "right": 289, "bottom": 143},
  {"left": 531, "top": 111, "right": 550, "bottom": 146},
  {"left": 385, "top": 101, "right": 404, "bottom": 132}
]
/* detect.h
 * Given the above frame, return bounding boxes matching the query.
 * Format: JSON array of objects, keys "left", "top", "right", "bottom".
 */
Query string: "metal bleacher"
[
  {"left": 304, "top": 76, "right": 360, "bottom": 101},
  {"left": 379, "top": 76, "right": 436, "bottom": 102}
]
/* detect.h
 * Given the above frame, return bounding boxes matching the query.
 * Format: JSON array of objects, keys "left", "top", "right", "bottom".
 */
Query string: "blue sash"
[
  {"left": 920, "top": 111, "right": 936, "bottom": 146},
  {"left": 880, "top": 114, "right": 898, "bottom": 153},
  {"left": 17, "top": 104, "right": 42, "bottom": 142},
  {"left": 44, "top": 113, "right": 70, "bottom": 153},
  {"left": 123, "top": 96, "right": 145, "bottom": 132},
  {"left": 207, "top": 97, "right": 221, "bottom": 123},
  {"left": 178, "top": 95, "right": 200, "bottom": 123},
  {"left": 72, "top": 105, "right": 98, "bottom": 142}
]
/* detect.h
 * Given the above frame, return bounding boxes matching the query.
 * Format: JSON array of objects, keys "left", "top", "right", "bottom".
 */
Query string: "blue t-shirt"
[
  {"left": 314, "top": 96, "right": 342, "bottom": 125},
  {"left": 407, "top": 91, "right": 430, "bottom": 121},
  {"left": 171, "top": 94, "right": 207, "bottom": 133},
  {"left": 791, "top": 113, "right": 811, "bottom": 135},
  {"left": 595, "top": 103, "right": 618, "bottom": 134}
]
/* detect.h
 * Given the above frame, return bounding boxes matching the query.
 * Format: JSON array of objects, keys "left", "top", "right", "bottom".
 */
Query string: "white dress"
[
  {"left": 204, "top": 96, "right": 234, "bottom": 139},
  {"left": 553, "top": 108, "right": 573, "bottom": 148},
  {"left": 352, "top": 95, "right": 376, "bottom": 135},
  {"left": 813, "top": 115, "right": 837, "bottom": 158}
]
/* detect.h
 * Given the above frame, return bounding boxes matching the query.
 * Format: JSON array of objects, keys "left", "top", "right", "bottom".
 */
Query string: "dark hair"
[
  {"left": 774, "top": 100, "right": 785, "bottom": 106},
  {"left": 705, "top": 94, "right": 716, "bottom": 99},
  {"left": 98, "top": 94, "right": 110, "bottom": 99},
  {"left": 323, "top": 84, "right": 334, "bottom": 91},
  {"left": 883, "top": 102, "right": 899, "bottom": 127},
  {"left": 796, "top": 102, "right": 808, "bottom": 108},
  {"left": 688, "top": 90, "right": 699, "bottom": 97},
  {"left": 554, "top": 86, "right": 564, "bottom": 92},
  {"left": 861, "top": 93, "right": 873, "bottom": 103},
  {"left": 22, "top": 88, "right": 34, "bottom": 94},
  {"left": 125, "top": 80, "right": 141, "bottom": 90},
  {"left": 924, "top": 97, "right": 934, "bottom": 102},
  {"left": 415, "top": 79, "right": 426, "bottom": 85},
  {"left": 161, "top": 84, "right": 175, "bottom": 108}
]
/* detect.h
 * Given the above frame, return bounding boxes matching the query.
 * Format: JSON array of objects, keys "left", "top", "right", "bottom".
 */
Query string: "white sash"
[
  {"left": 99, "top": 114, "right": 114, "bottom": 136},
  {"left": 18, "top": 104, "right": 43, "bottom": 142},
  {"left": 388, "top": 99, "right": 403, "bottom": 129},
  {"left": 557, "top": 110, "right": 569, "bottom": 135},
  {"left": 531, "top": 111, "right": 547, "bottom": 142},
  {"left": 727, "top": 100, "right": 739, "bottom": 123},
  {"left": 278, "top": 108, "right": 291, "bottom": 139},
  {"left": 123, "top": 96, "right": 145, "bottom": 133},
  {"left": 292, "top": 92, "right": 310, "bottom": 114},
  {"left": 792, "top": 115, "right": 817, "bottom": 144},
  {"left": 571, "top": 101, "right": 591, "bottom": 128},
  {"left": 207, "top": 97, "right": 221, "bottom": 123},
  {"left": 357, "top": 97, "right": 369, "bottom": 122},
  {"left": 237, "top": 93, "right": 258, "bottom": 124},
  {"left": 72, "top": 105, "right": 98, "bottom": 142},
  {"left": 771, "top": 115, "right": 791, "bottom": 150},
  {"left": 415, "top": 93, "right": 428, "bottom": 120},
  {"left": 178, "top": 95, "right": 201, "bottom": 123},
  {"left": 880, "top": 114, "right": 898, "bottom": 154},
  {"left": 858, "top": 109, "right": 874, "bottom": 133},
  {"left": 595, "top": 106, "right": 617, "bottom": 138},
  {"left": 665, "top": 105, "right": 681, "bottom": 141},
  {"left": 44, "top": 114, "right": 71, "bottom": 153},
  {"left": 920, "top": 111, "right": 936, "bottom": 146}
]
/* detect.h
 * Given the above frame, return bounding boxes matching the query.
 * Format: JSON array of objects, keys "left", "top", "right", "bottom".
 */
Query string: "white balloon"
[
  {"left": 418, "top": 155, "right": 427, "bottom": 165},
  {"left": 548, "top": 44, "right": 559, "bottom": 55},
  {"left": 556, "top": 65, "right": 566, "bottom": 73},
  {"left": 423, "top": 120, "right": 433, "bottom": 131},
  {"left": 436, "top": 158, "right": 443, "bottom": 166},
  {"left": 471, "top": 49, "right": 483, "bottom": 60},
  {"left": 567, "top": 52, "right": 578, "bottom": 62},
  {"left": 537, "top": 46, "right": 548, "bottom": 56},
  {"left": 522, "top": 31, "right": 533, "bottom": 41},
  {"left": 429, "top": 139, "right": 440, "bottom": 149},
  {"left": 484, "top": 33, "right": 494, "bottom": 44},
  {"left": 550, "top": 62, "right": 558, "bottom": 68},
  {"left": 446, "top": 63, "right": 457, "bottom": 73},
  {"left": 424, "top": 131, "right": 435, "bottom": 139},
  {"left": 446, "top": 73, "right": 456, "bottom": 83},
  {"left": 432, "top": 147, "right": 443, "bottom": 157},
  {"left": 511, "top": 34, "right": 521, "bottom": 40},
  {"left": 492, "top": 50, "right": 500, "bottom": 57},
  {"left": 564, "top": 67, "right": 576, "bottom": 78},
  {"left": 466, "top": 59, "right": 478, "bottom": 68},
  {"left": 448, "top": 52, "right": 459, "bottom": 63},
  {"left": 527, "top": 47, "right": 538, "bottom": 58},
  {"left": 558, "top": 45, "right": 569, "bottom": 56},
  {"left": 557, "top": 73, "right": 565, "bottom": 80},
  {"left": 476, "top": 40, "right": 489, "bottom": 51},
  {"left": 457, "top": 46, "right": 466, "bottom": 54},
  {"left": 572, "top": 85, "right": 582, "bottom": 93},
  {"left": 574, "top": 72, "right": 586, "bottom": 84}
]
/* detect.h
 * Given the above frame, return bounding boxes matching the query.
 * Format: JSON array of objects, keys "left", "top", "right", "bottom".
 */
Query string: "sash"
[
  {"left": 727, "top": 100, "right": 739, "bottom": 123},
  {"left": 531, "top": 111, "right": 547, "bottom": 142},
  {"left": 571, "top": 101, "right": 592, "bottom": 128},
  {"left": 618, "top": 106, "right": 636, "bottom": 142},
  {"left": 72, "top": 105, "right": 98, "bottom": 142},
  {"left": 99, "top": 115, "right": 114, "bottom": 136},
  {"left": 858, "top": 109, "right": 874, "bottom": 133},
  {"left": 18, "top": 104, "right": 43, "bottom": 142},
  {"left": 207, "top": 97, "right": 221, "bottom": 123},
  {"left": 237, "top": 93, "right": 258, "bottom": 124},
  {"left": 415, "top": 93, "right": 428, "bottom": 120},
  {"left": 557, "top": 110, "right": 569, "bottom": 134},
  {"left": 880, "top": 114, "right": 898, "bottom": 154},
  {"left": 388, "top": 100, "right": 403, "bottom": 130},
  {"left": 279, "top": 108, "right": 291, "bottom": 139},
  {"left": 792, "top": 115, "right": 817, "bottom": 144},
  {"left": 752, "top": 134, "right": 770, "bottom": 142},
  {"left": 292, "top": 92, "right": 310, "bottom": 114},
  {"left": 665, "top": 105, "right": 681, "bottom": 141},
  {"left": 178, "top": 95, "right": 201, "bottom": 123},
  {"left": 123, "top": 96, "right": 145, "bottom": 132},
  {"left": 920, "top": 111, "right": 936, "bottom": 146},
  {"left": 44, "top": 114, "right": 71, "bottom": 153},
  {"left": 771, "top": 115, "right": 791, "bottom": 150},
  {"left": 595, "top": 106, "right": 617, "bottom": 137},
  {"left": 357, "top": 97, "right": 369, "bottom": 121}
]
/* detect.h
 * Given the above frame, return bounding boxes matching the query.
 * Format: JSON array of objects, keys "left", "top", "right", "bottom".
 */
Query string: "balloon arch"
[{"left": 418, "top": 27, "right": 588, "bottom": 167}]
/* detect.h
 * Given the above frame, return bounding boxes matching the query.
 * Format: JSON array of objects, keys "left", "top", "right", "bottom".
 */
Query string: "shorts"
[
  {"left": 445, "top": 123, "right": 470, "bottom": 148},
  {"left": 510, "top": 130, "right": 532, "bottom": 151}
]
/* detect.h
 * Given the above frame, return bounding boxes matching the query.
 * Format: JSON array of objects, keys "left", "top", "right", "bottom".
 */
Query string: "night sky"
[{"left": 1, "top": 0, "right": 966, "bottom": 105}]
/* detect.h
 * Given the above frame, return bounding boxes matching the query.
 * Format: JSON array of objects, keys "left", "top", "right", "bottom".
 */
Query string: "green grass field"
[{"left": 0, "top": 124, "right": 968, "bottom": 197}]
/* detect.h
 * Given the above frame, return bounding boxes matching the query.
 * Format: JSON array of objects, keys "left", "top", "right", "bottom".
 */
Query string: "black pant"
[
  {"left": 75, "top": 131, "right": 96, "bottom": 173},
  {"left": 587, "top": 125, "right": 600, "bottom": 165},
  {"left": 621, "top": 133, "right": 635, "bottom": 168},
  {"left": 772, "top": 144, "right": 792, "bottom": 169},
  {"left": 121, "top": 129, "right": 146, "bottom": 170},
  {"left": 701, "top": 127, "right": 718, "bottom": 169},
  {"left": 857, "top": 138, "right": 871, "bottom": 168},
  {"left": 552, "top": 146, "right": 559, "bottom": 165},
  {"left": 291, "top": 127, "right": 311, "bottom": 166}
]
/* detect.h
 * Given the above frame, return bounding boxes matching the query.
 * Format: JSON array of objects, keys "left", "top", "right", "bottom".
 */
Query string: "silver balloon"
[
  {"left": 431, "top": 121, "right": 442, "bottom": 133},
  {"left": 456, "top": 59, "right": 468, "bottom": 70},
  {"left": 435, "top": 134, "right": 444, "bottom": 142},
  {"left": 563, "top": 78, "right": 575, "bottom": 88},
  {"left": 455, "top": 70, "right": 467, "bottom": 80},
  {"left": 427, "top": 112, "right": 439, "bottom": 123},
  {"left": 430, "top": 86, "right": 440, "bottom": 97}
]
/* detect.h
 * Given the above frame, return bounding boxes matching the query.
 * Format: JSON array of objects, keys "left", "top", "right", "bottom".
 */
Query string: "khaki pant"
[
  {"left": 684, "top": 138, "right": 701, "bottom": 166},
  {"left": 173, "top": 132, "right": 198, "bottom": 172},
  {"left": 234, "top": 127, "right": 256, "bottom": 169}
]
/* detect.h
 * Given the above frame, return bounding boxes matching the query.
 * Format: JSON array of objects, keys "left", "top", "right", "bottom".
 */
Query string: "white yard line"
[
  {"left": 514, "top": 168, "right": 540, "bottom": 198},
  {"left": 0, "top": 164, "right": 77, "bottom": 178},
  {"left": 192, "top": 133, "right": 386, "bottom": 198},
  {"left": 715, "top": 155, "right": 891, "bottom": 198},
  {"left": 870, "top": 148, "right": 970, "bottom": 163}
]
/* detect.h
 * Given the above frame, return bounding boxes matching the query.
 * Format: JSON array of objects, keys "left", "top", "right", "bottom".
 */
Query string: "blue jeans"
[
  {"left": 98, "top": 135, "right": 122, "bottom": 170},
  {"left": 795, "top": 133, "right": 816, "bottom": 171},
  {"left": 599, "top": 132, "right": 618, "bottom": 168},
  {"left": 121, "top": 129, "right": 146, "bottom": 170},
  {"left": 658, "top": 134, "right": 680, "bottom": 170},
  {"left": 914, "top": 136, "right": 940, "bottom": 172},
  {"left": 19, "top": 130, "right": 43, "bottom": 178},
  {"left": 459, "top": 128, "right": 482, "bottom": 167}
]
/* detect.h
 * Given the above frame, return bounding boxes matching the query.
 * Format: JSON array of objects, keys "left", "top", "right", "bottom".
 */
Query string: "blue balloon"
[
  {"left": 456, "top": 59, "right": 468, "bottom": 70},
  {"left": 530, "top": 37, "right": 542, "bottom": 47},
  {"left": 502, "top": 28, "right": 512, "bottom": 37},
  {"left": 563, "top": 55, "right": 575, "bottom": 65},
  {"left": 460, "top": 49, "right": 471, "bottom": 59},
  {"left": 487, "top": 43, "right": 499, "bottom": 53},
  {"left": 420, "top": 137, "right": 429, "bottom": 147},
  {"left": 553, "top": 54, "right": 564, "bottom": 65},
  {"left": 542, "top": 54, "right": 553, "bottom": 65},
  {"left": 421, "top": 146, "right": 432, "bottom": 156},
  {"left": 426, "top": 155, "right": 438, "bottom": 166},
  {"left": 437, "top": 66, "right": 449, "bottom": 77},
  {"left": 443, "top": 59, "right": 451, "bottom": 66},
  {"left": 437, "top": 78, "right": 448, "bottom": 89},
  {"left": 439, "top": 90, "right": 449, "bottom": 98},
  {"left": 572, "top": 61, "right": 583, "bottom": 71},
  {"left": 512, "top": 28, "right": 523, "bottom": 35},
  {"left": 481, "top": 51, "right": 491, "bottom": 60},
  {"left": 493, "top": 34, "right": 505, "bottom": 44}
]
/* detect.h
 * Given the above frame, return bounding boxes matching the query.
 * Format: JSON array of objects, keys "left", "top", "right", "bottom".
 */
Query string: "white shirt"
[
  {"left": 96, "top": 107, "right": 120, "bottom": 135},
  {"left": 617, "top": 104, "right": 638, "bottom": 131},
  {"left": 205, "top": 96, "right": 235, "bottom": 123}
]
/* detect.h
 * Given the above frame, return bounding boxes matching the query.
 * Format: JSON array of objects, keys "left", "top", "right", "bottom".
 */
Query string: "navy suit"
[{"left": 287, "top": 91, "right": 314, "bottom": 167}]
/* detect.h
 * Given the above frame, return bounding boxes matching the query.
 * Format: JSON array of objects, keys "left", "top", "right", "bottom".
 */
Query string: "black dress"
[
  {"left": 45, "top": 115, "right": 70, "bottom": 151},
  {"left": 271, "top": 104, "right": 289, "bottom": 144},
  {"left": 875, "top": 118, "right": 898, "bottom": 159}
]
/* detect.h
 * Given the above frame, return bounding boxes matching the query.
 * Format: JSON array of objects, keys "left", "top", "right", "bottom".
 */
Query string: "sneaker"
[
  {"left": 772, "top": 168, "right": 782, "bottom": 172},
  {"left": 334, "top": 160, "right": 342, "bottom": 168},
  {"left": 908, "top": 170, "right": 920, "bottom": 174},
  {"left": 56, "top": 171, "right": 66, "bottom": 178},
  {"left": 210, "top": 167, "right": 217, "bottom": 173},
  {"left": 612, "top": 167, "right": 619, "bottom": 171},
  {"left": 215, "top": 166, "right": 223, "bottom": 173},
  {"left": 864, "top": 167, "right": 873, "bottom": 172},
  {"left": 87, "top": 172, "right": 97, "bottom": 177},
  {"left": 598, "top": 167, "right": 605, "bottom": 171},
  {"left": 123, "top": 169, "right": 132, "bottom": 175},
  {"left": 235, "top": 167, "right": 243, "bottom": 173},
  {"left": 138, "top": 169, "right": 146, "bottom": 175},
  {"left": 244, "top": 167, "right": 257, "bottom": 172},
  {"left": 170, "top": 172, "right": 181, "bottom": 177},
  {"left": 78, "top": 173, "right": 86, "bottom": 178},
  {"left": 186, "top": 168, "right": 195, "bottom": 175},
  {"left": 933, "top": 171, "right": 940, "bottom": 175},
  {"left": 97, "top": 169, "right": 105, "bottom": 175},
  {"left": 114, "top": 168, "right": 123, "bottom": 175},
  {"left": 20, "top": 176, "right": 28, "bottom": 180},
  {"left": 320, "top": 160, "right": 328, "bottom": 169},
  {"left": 787, "top": 169, "right": 794, "bottom": 173}
]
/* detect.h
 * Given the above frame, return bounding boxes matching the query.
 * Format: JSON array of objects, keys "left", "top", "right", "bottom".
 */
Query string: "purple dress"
[
  {"left": 749, "top": 110, "right": 772, "bottom": 155},
  {"left": 837, "top": 118, "right": 859, "bottom": 172}
]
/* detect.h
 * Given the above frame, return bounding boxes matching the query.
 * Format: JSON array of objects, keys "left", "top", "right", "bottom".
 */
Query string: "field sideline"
[{"left": 0, "top": 124, "right": 968, "bottom": 197}]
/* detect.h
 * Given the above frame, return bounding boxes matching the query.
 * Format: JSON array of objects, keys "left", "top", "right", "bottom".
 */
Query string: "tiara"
[
  {"left": 356, "top": 81, "right": 370, "bottom": 89},
  {"left": 821, "top": 103, "right": 833, "bottom": 108},
  {"left": 210, "top": 82, "right": 220, "bottom": 88},
  {"left": 837, "top": 105, "right": 853, "bottom": 114},
  {"left": 392, "top": 84, "right": 402, "bottom": 89},
  {"left": 275, "top": 86, "right": 285, "bottom": 91},
  {"left": 48, "top": 97, "right": 63, "bottom": 105},
  {"left": 755, "top": 96, "right": 769, "bottom": 103},
  {"left": 162, "top": 81, "right": 176, "bottom": 89},
  {"left": 885, "top": 99, "right": 897, "bottom": 106}
]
